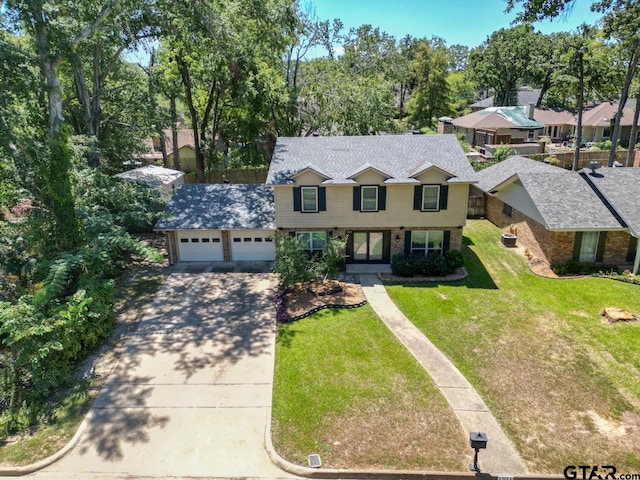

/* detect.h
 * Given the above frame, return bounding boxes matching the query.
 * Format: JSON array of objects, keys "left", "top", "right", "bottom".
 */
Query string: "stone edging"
[
  {"left": 0, "top": 412, "right": 90, "bottom": 476},
  {"left": 288, "top": 299, "right": 368, "bottom": 321},
  {"left": 378, "top": 267, "right": 468, "bottom": 284}
]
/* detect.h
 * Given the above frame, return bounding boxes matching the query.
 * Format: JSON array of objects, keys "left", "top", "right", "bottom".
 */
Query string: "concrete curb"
[{"left": 0, "top": 412, "right": 90, "bottom": 477}]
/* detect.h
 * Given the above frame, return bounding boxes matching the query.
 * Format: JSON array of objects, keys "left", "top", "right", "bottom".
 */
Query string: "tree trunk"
[
  {"left": 627, "top": 86, "right": 640, "bottom": 167},
  {"left": 176, "top": 55, "right": 205, "bottom": 182},
  {"left": 608, "top": 49, "right": 639, "bottom": 166},
  {"left": 34, "top": 23, "right": 81, "bottom": 250},
  {"left": 169, "top": 96, "right": 180, "bottom": 170},
  {"left": 536, "top": 72, "right": 552, "bottom": 108},
  {"left": 573, "top": 53, "right": 585, "bottom": 172}
]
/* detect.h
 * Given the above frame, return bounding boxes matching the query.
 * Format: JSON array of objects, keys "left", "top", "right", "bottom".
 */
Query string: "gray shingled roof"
[
  {"left": 582, "top": 167, "right": 640, "bottom": 236},
  {"left": 518, "top": 173, "right": 623, "bottom": 230},
  {"left": 474, "top": 155, "right": 569, "bottom": 193},
  {"left": 155, "top": 184, "right": 275, "bottom": 231},
  {"left": 266, "top": 134, "right": 477, "bottom": 185},
  {"left": 470, "top": 88, "right": 541, "bottom": 109}
]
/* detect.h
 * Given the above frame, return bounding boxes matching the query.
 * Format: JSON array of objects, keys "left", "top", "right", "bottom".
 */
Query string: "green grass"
[
  {"left": 387, "top": 220, "right": 640, "bottom": 473},
  {"left": 272, "top": 305, "right": 469, "bottom": 471}
]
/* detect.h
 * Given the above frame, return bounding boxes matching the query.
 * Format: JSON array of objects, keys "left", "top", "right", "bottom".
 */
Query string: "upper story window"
[
  {"left": 301, "top": 186, "right": 318, "bottom": 212},
  {"left": 361, "top": 186, "right": 378, "bottom": 211},
  {"left": 293, "top": 186, "right": 326, "bottom": 213},
  {"left": 353, "top": 185, "right": 386, "bottom": 212},
  {"left": 413, "top": 184, "right": 448, "bottom": 212},
  {"left": 422, "top": 185, "right": 440, "bottom": 211}
]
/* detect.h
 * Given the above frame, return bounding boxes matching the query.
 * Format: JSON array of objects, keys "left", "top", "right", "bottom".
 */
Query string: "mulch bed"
[{"left": 281, "top": 280, "right": 367, "bottom": 321}]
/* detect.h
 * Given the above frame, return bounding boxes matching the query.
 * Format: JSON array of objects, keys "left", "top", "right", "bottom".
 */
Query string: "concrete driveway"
[{"left": 34, "top": 268, "right": 294, "bottom": 479}]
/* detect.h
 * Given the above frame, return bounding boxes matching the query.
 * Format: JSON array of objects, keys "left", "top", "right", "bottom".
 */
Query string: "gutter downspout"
[{"left": 634, "top": 236, "right": 640, "bottom": 275}]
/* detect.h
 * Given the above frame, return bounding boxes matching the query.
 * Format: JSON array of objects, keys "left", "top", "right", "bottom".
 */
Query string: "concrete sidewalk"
[{"left": 359, "top": 274, "right": 528, "bottom": 476}]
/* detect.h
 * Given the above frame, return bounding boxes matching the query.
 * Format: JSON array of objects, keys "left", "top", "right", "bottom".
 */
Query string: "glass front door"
[{"left": 353, "top": 231, "right": 384, "bottom": 262}]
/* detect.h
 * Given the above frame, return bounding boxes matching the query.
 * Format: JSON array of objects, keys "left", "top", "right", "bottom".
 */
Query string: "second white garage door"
[
  {"left": 230, "top": 230, "right": 275, "bottom": 261},
  {"left": 177, "top": 230, "right": 224, "bottom": 261}
]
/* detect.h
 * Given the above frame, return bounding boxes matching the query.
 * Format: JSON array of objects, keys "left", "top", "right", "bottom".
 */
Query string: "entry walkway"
[{"left": 359, "top": 274, "right": 528, "bottom": 476}]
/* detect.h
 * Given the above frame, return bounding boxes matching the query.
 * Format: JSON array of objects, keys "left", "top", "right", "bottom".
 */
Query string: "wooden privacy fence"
[
  {"left": 467, "top": 195, "right": 485, "bottom": 218},
  {"left": 183, "top": 168, "right": 269, "bottom": 184},
  {"left": 525, "top": 150, "right": 633, "bottom": 169}
]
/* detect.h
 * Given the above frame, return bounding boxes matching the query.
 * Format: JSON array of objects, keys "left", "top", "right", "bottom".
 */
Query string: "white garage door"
[
  {"left": 230, "top": 230, "right": 275, "bottom": 261},
  {"left": 177, "top": 230, "right": 224, "bottom": 261}
]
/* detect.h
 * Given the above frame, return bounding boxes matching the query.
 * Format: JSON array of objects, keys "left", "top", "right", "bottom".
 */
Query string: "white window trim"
[
  {"left": 301, "top": 186, "right": 318, "bottom": 213},
  {"left": 296, "top": 231, "right": 326, "bottom": 253},
  {"left": 422, "top": 185, "right": 440, "bottom": 211},
  {"left": 361, "top": 185, "right": 379, "bottom": 212},
  {"left": 411, "top": 230, "right": 444, "bottom": 256}
]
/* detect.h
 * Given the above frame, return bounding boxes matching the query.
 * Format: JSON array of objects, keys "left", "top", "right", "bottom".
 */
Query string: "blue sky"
[{"left": 308, "top": 0, "right": 604, "bottom": 49}]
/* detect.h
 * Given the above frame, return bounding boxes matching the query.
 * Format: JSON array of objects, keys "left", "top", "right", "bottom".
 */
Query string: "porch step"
[{"left": 346, "top": 264, "right": 392, "bottom": 274}]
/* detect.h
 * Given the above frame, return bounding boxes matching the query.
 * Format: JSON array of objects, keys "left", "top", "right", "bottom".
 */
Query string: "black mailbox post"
[{"left": 469, "top": 432, "right": 488, "bottom": 473}]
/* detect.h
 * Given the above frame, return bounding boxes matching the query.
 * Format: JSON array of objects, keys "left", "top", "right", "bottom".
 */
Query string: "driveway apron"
[{"left": 37, "top": 270, "right": 294, "bottom": 479}]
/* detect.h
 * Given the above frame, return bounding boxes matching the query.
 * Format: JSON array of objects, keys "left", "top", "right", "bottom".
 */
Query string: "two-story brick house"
[{"left": 266, "top": 135, "right": 477, "bottom": 265}]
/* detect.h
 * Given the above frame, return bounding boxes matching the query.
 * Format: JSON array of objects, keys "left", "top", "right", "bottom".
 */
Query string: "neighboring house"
[
  {"left": 578, "top": 102, "right": 637, "bottom": 146},
  {"left": 137, "top": 129, "right": 199, "bottom": 172},
  {"left": 535, "top": 108, "right": 575, "bottom": 143},
  {"left": 453, "top": 105, "right": 545, "bottom": 150},
  {"left": 469, "top": 87, "right": 542, "bottom": 112},
  {"left": 114, "top": 165, "right": 185, "bottom": 200},
  {"left": 474, "top": 156, "right": 639, "bottom": 273},
  {"left": 154, "top": 184, "right": 276, "bottom": 263},
  {"left": 265, "top": 135, "right": 477, "bottom": 265}
]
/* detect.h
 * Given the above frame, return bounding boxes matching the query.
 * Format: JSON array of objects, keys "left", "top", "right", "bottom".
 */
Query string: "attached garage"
[
  {"left": 155, "top": 183, "right": 275, "bottom": 264},
  {"left": 230, "top": 230, "right": 275, "bottom": 261},
  {"left": 177, "top": 230, "right": 224, "bottom": 261}
]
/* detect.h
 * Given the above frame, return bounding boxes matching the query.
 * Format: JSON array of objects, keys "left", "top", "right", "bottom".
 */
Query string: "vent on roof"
[{"left": 587, "top": 161, "right": 602, "bottom": 175}]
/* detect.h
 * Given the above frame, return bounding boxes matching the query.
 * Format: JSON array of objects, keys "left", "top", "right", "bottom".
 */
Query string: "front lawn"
[
  {"left": 387, "top": 220, "right": 640, "bottom": 473},
  {"left": 272, "top": 305, "right": 469, "bottom": 471}
]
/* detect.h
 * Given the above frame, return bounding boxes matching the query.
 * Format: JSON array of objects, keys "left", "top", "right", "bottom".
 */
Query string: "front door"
[{"left": 348, "top": 230, "right": 390, "bottom": 263}]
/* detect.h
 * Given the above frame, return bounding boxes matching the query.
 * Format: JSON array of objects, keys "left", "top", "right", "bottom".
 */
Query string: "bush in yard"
[
  {"left": 422, "top": 252, "right": 449, "bottom": 276},
  {"left": 321, "top": 234, "right": 347, "bottom": 278},
  {"left": 391, "top": 252, "right": 417, "bottom": 277},
  {"left": 272, "top": 232, "right": 314, "bottom": 288},
  {"left": 445, "top": 249, "right": 464, "bottom": 271}
]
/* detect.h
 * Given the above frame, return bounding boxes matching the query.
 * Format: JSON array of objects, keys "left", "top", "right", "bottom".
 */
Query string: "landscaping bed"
[{"left": 279, "top": 280, "right": 367, "bottom": 321}]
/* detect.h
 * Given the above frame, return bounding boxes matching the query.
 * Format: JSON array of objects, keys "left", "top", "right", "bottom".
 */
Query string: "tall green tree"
[
  {"left": 406, "top": 40, "right": 451, "bottom": 128},
  {"left": 468, "top": 24, "right": 542, "bottom": 106}
]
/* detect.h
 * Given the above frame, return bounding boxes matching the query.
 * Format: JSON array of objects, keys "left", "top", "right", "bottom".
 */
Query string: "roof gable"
[{"left": 475, "top": 155, "right": 569, "bottom": 193}]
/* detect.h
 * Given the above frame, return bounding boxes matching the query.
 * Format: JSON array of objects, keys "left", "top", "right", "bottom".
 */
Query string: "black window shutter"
[
  {"left": 443, "top": 230, "right": 451, "bottom": 254},
  {"left": 289, "top": 231, "right": 296, "bottom": 238},
  {"left": 439, "top": 185, "right": 449, "bottom": 210},
  {"left": 379, "top": 186, "right": 387, "bottom": 210},
  {"left": 572, "top": 232, "right": 583, "bottom": 261},
  {"left": 627, "top": 236, "right": 638, "bottom": 262},
  {"left": 595, "top": 231, "right": 607, "bottom": 262},
  {"left": 293, "top": 187, "right": 301, "bottom": 211},
  {"left": 383, "top": 231, "right": 391, "bottom": 262},
  {"left": 404, "top": 230, "right": 412, "bottom": 254},
  {"left": 353, "top": 186, "right": 361, "bottom": 210},
  {"left": 345, "top": 231, "right": 354, "bottom": 263},
  {"left": 318, "top": 187, "right": 327, "bottom": 211},
  {"left": 413, "top": 186, "right": 422, "bottom": 210}
]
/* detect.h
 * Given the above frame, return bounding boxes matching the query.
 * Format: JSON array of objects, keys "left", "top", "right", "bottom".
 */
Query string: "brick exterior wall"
[
  {"left": 221, "top": 231, "right": 231, "bottom": 262},
  {"left": 486, "top": 195, "right": 634, "bottom": 268},
  {"left": 284, "top": 226, "right": 463, "bottom": 263}
]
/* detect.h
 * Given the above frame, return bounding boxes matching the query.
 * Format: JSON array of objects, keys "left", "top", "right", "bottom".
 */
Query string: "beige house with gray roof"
[{"left": 266, "top": 135, "right": 477, "bottom": 265}]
